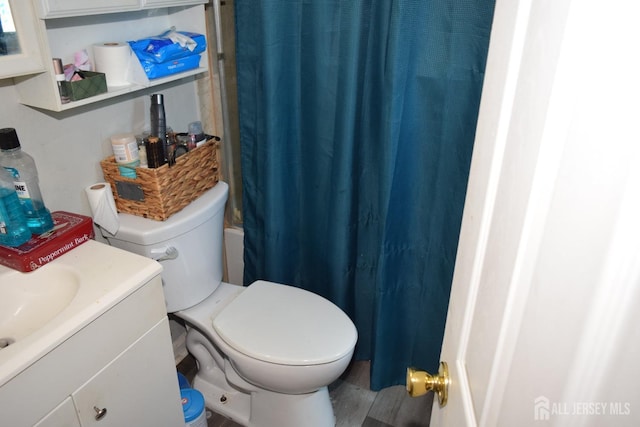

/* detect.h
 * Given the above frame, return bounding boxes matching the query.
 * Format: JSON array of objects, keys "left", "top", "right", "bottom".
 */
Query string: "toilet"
[{"left": 103, "top": 181, "right": 357, "bottom": 427}]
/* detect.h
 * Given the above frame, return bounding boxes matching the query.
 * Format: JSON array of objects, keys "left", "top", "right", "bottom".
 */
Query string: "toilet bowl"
[{"left": 104, "top": 181, "right": 358, "bottom": 427}]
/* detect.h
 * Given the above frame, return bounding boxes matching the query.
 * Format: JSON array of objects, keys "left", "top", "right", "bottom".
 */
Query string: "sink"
[
  {"left": 0, "top": 240, "right": 163, "bottom": 387},
  {"left": 0, "top": 265, "right": 80, "bottom": 345}
]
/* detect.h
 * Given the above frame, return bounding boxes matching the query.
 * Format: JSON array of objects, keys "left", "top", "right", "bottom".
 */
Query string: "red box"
[{"left": 0, "top": 211, "right": 94, "bottom": 272}]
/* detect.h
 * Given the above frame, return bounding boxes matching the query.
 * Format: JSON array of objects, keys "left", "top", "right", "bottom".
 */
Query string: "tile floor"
[{"left": 178, "top": 356, "right": 433, "bottom": 427}]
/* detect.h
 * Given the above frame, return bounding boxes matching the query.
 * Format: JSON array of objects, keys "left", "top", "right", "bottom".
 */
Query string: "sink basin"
[
  {"left": 0, "top": 240, "right": 163, "bottom": 387},
  {"left": 0, "top": 265, "right": 80, "bottom": 345}
]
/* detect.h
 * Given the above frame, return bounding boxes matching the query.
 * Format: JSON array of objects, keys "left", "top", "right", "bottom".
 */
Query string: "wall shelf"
[{"left": 13, "top": 1, "right": 208, "bottom": 112}]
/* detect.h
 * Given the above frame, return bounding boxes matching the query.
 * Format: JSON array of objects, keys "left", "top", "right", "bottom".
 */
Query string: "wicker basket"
[{"left": 100, "top": 138, "right": 219, "bottom": 221}]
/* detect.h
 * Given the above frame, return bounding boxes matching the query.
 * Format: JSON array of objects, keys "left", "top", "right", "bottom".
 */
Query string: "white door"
[{"left": 428, "top": 0, "right": 640, "bottom": 426}]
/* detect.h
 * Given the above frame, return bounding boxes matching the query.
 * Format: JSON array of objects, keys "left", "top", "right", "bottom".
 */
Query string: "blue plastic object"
[
  {"left": 180, "top": 388, "right": 205, "bottom": 423},
  {"left": 177, "top": 372, "right": 190, "bottom": 389},
  {"left": 117, "top": 160, "right": 139, "bottom": 179},
  {"left": 137, "top": 54, "right": 202, "bottom": 79},
  {"left": 128, "top": 31, "right": 206, "bottom": 64}
]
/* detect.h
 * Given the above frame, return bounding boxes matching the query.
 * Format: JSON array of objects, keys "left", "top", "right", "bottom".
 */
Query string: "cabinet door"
[
  {"left": 38, "top": 0, "right": 140, "bottom": 18},
  {"left": 33, "top": 397, "right": 81, "bottom": 427},
  {"left": 0, "top": 0, "right": 45, "bottom": 78},
  {"left": 71, "top": 319, "right": 183, "bottom": 427}
]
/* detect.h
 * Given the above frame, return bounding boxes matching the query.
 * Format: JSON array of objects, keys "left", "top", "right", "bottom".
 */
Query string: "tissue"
[{"left": 85, "top": 183, "right": 119, "bottom": 235}]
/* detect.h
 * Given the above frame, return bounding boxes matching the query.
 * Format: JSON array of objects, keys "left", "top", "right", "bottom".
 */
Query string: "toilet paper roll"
[
  {"left": 93, "top": 42, "right": 131, "bottom": 88},
  {"left": 85, "top": 183, "right": 120, "bottom": 235}
]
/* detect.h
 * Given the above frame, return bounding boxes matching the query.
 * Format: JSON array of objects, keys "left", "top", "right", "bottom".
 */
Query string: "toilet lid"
[{"left": 212, "top": 280, "right": 357, "bottom": 366}]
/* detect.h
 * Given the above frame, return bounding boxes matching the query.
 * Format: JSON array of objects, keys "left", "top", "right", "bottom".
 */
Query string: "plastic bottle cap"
[
  {"left": 188, "top": 121, "right": 203, "bottom": 135},
  {"left": 110, "top": 133, "right": 136, "bottom": 145},
  {"left": 0, "top": 128, "right": 21, "bottom": 150},
  {"left": 180, "top": 388, "right": 205, "bottom": 422},
  {"left": 151, "top": 93, "right": 164, "bottom": 104},
  {"left": 53, "top": 58, "right": 64, "bottom": 75}
]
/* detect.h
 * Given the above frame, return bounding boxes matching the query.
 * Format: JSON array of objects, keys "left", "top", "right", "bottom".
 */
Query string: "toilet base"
[
  {"left": 193, "top": 370, "right": 335, "bottom": 427},
  {"left": 179, "top": 283, "right": 340, "bottom": 427},
  {"left": 192, "top": 370, "right": 250, "bottom": 426}
]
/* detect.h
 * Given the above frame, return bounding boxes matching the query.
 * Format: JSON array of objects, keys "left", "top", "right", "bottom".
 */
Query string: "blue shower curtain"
[{"left": 236, "top": 0, "right": 494, "bottom": 390}]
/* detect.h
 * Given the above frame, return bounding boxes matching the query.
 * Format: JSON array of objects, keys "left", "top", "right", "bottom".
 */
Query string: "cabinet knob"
[{"left": 93, "top": 406, "right": 108, "bottom": 421}]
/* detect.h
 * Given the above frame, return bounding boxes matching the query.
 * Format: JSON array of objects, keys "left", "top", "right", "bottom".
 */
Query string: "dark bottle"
[
  {"left": 150, "top": 94, "right": 167, "bottom": 162},
  {"left": 0, "top": 128, "right": 54, "bottom": 235},
  {"left": 145, "top": 136, "right": 166, "bottom": 168},
  {"left": 53, "top": 58, "right": 70, "bottom": 104}
]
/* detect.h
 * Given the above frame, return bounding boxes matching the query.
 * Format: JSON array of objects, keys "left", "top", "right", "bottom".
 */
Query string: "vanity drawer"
[
  {"left": 33, "top": 397, "right": 80, "bottom": 427},
  {"left": 72, "top": 319, "right": 183, "bottom": 426}
]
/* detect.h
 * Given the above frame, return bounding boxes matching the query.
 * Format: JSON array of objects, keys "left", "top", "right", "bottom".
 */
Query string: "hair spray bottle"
[{"left": 150, "top": 94, "right": 167, "bottom": 162}]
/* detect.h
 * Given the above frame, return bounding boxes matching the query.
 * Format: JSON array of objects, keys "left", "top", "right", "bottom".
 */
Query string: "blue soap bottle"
[
  {"left": 0, "top": 167, "right": 31, "bottom": 247},
  {"left": 0, "top": 128, "right": 54, "bottom": 235}
]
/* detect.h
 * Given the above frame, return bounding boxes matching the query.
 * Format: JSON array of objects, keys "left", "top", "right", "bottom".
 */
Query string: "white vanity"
[{"left": 0, "top": 240, "right": 184, "bottom": 427}]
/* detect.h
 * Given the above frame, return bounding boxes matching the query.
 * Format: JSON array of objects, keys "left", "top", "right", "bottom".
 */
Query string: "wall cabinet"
[
  {"left": 142, "top": 0, "right": 205, "bottom": 9},
  {"left": 0, "top": 276, "right": 184, "bottom": 427},
  {"left": 34, "top": 0, "right": 206, "bottom": 19},
  {"left": 13, "top": 0, "right": 209, "bottom": 112},
  {"left": 0, "top": 1, "right": 45, "bottom": 79},
  {"left": 35, "top": 0, "right": 140, "bottom": 18}
]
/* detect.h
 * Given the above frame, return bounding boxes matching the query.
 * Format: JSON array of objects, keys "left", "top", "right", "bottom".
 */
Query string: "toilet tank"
[{"left": 104, "top": 182, "right": 229, "bottom": 312}]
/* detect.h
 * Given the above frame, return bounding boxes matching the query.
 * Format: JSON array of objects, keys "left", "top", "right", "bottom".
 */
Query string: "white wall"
[
  {"left": 223, "top": 227, "right": 243, "bottom": 285},
  {"left": 0, "top": 77, "right": 205, "bottom": 241}
]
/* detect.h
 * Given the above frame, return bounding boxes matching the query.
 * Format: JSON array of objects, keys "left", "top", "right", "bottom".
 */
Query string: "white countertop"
[{"left": 0, "top": 240, "right": 163, "bottom": 387}]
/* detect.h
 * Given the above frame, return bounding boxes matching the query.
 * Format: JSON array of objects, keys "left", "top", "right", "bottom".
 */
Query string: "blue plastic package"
[
  {"left": 128, "top": 30, "right": 206, "bottom": 64},
  {"left": 138, "top": 54, "right": 202, "bottom": 79}
]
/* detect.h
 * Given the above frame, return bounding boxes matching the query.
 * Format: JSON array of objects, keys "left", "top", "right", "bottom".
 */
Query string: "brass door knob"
[{"left": 406, "top": 361, "right": 450, "bottom": 407}]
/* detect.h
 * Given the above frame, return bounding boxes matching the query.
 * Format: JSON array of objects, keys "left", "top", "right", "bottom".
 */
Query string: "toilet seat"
[{"left": 213, "top": 280, "right": 357, "bottom": 366}]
